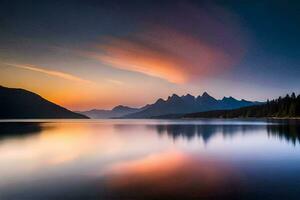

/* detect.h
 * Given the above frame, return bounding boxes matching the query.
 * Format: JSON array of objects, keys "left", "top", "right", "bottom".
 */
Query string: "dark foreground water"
[{"left": 0, "top": 119, "right": 300, "bottom": 200}]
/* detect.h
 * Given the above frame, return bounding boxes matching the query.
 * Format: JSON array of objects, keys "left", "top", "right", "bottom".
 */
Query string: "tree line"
[{"left": 184, "top": 93, "right": 300, "bottom": 118}]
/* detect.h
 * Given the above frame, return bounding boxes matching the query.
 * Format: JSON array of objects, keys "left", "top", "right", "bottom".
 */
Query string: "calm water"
[{"left": 0, "top": 119, "right": 300, "bottom": 200}]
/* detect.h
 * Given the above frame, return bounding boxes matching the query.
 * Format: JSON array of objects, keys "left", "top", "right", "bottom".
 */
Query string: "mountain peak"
[
  {"left": 197, "top": 92, "right": 216, "bottom": 101},
  {"left": 202, "top": 92, "right": 210, "bottom": 97},
  {"left": 182, "top": 94, "right": 195, "bottom": 102},
  {"left": 155, "top": 98, "right": 165, "bottom": 104},
  {"left": 184, "top": 93, "right": 193, "bottom": 97},
  {"left": 167, "top": 94, "right": 181, "bottom": 100},
  {"left": 112, "top": 105, "right": 132, "bottom": 111},
  {"left": 183, "top": 93, "right": 195, "bottom": 98},
  {"left": 222, "top": 96, "right": 236, "bottom": 101},
  {"left": 170, "top": 93, "right": 180, "bottom": 98}
]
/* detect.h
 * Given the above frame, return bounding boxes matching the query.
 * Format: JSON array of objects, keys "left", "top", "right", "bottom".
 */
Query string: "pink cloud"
[{"left": 85, "top": 3, "right": 248, "bottom": 83}]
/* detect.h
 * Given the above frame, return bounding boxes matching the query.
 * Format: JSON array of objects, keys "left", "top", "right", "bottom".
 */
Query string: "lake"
[{"left": 0, "top": 119, "right": 300, "bottom": 200}]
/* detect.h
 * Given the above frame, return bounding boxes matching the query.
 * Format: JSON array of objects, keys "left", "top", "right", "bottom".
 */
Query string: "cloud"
[
  {"left": 84, "top": 3, "right": 248, "bottom": 84},
  {"left": 106, "top": 79, "right": 123, "bottom": 85},
  {"left": 4, "top": 63, "right": 92, "bottom": 84}
]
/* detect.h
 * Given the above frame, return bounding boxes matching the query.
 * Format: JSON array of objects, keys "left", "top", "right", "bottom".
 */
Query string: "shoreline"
[
  {"left": 181, "top": 117, "right": 300, "bottom": 120},
  {"left": 0, "top": 117, "right": 300, "bottom": 122}
]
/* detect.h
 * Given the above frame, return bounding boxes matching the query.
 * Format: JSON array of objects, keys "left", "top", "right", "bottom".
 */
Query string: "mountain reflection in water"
[
  {"left": 0, "top": 122, "right": 43, "bottom": 139},
  {"left": 157, "top": 123, "right": 300, "bottom": 145}
]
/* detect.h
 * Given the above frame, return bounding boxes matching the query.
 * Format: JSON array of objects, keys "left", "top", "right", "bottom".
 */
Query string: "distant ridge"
[
  {"left": 79, "top": 105, "right": 142, "bottom": 119},
  {"left": 184, "top": 93, "right": 300, "bottom": 119},
  {"left": 80, "top": 92, "right": 261, "bottom": 118},
  {"left": 123, "top": 92, "right": 261, "bottom": 118},
  {"left": 0, "top": 86, "right": 88, "bottom": 119}
]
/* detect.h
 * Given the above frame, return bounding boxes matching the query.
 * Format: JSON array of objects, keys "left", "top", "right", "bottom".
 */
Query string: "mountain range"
[
  {"left": 0, "top": 85, "right": 263, "bottom": 119},
  {"left": 79, "top": 105, "right": 142, "bottom": 119},
  {"left": 79, "top": 92, "right": 261, "bottom": 118},
  {"left": 0, "top": 86, "right": 88, "bottom": 119},
  {"left": 184, "top": 93, "right": 300, "bottom": 119}
]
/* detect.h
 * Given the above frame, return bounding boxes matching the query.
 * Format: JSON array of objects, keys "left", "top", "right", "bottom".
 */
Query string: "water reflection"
[
  {"left": 0, "top": 122, "right": 43, "bottom": 140},
  {"left": 152, "top": 124, "right": 266, "bottom": 143},
  {"left": 105, "top": 151, "right": 242, "bottom": 200},
  {"left": 267, "top": 123, "right": 300, "bottom": 145},
  {"left": 1, "top": 120, "right": 298, "bottom": 146},
  {"left": 0, "top": 120, "right": 300, "bottom": 200}
]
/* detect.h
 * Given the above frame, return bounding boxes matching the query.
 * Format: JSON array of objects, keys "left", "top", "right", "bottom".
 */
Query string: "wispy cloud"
[
  {"left": 106, "top": 79, "right": 123, "bottom": 85},
  {"left": 4, "top": 63, "right": 92, "bottom": 84}
]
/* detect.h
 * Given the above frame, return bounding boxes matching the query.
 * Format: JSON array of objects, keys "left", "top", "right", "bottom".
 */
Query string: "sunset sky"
[{"left": 0, "top": 0, "right": 300, "bottom": 110}]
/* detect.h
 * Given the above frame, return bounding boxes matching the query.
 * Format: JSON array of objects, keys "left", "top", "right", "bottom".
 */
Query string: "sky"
[{"left": 0, "top": 0, "right": 299, "bottom": 110}]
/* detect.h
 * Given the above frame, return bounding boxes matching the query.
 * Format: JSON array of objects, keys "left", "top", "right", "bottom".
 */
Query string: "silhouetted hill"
[
  {"left": 124, "top": 92, "right": 260, "bottom": 118},
  {"left": 184, "top": 93, "right": 300, "bottom": 119},
  {"left": 79, "top": 105, "right": 142, "bottom": 118},
  {"left": 0, "top": 86, "right": 88, "bottom": 119}
]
